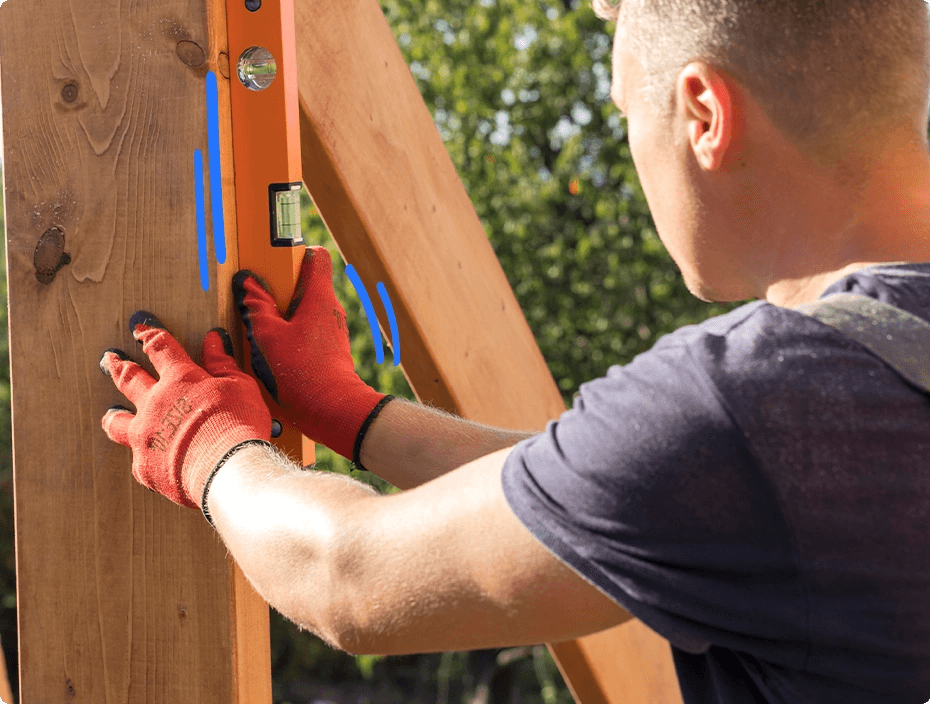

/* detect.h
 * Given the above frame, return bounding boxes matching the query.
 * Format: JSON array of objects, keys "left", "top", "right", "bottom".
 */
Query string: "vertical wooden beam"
[
  {"left": 0, "top": 0, "right": 271, "bottom": 701},
  {"left": 294, "top": 0, "right": 683, "bottom": 702}
]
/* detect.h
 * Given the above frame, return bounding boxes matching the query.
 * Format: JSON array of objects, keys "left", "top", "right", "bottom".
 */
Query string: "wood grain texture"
[
  {"left": 294, "top": 0, "right": 684, "bottom": 702},
  {"left": 0, "top": 0, "right": 269, "bottom": 701}
]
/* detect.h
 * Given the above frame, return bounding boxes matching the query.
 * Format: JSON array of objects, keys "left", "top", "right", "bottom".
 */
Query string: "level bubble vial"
[
  {"left": 237, "top": 46, "right": 276, "bottom": 91},
  {"left": 269, "top": 182, "right": 305, "bottom": 247}
]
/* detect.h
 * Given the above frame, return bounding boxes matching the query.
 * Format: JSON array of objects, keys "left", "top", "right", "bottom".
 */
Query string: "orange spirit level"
[{"left": 225, "top": 0, "right": 313, "bottom": 464}]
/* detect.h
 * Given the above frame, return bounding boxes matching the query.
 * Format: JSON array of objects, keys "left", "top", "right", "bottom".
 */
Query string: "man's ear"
[{"left": 677, "top": 63, "right": 734, "bottom": 171}]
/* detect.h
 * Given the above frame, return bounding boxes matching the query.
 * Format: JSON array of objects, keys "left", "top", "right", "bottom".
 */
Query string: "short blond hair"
[{"left": 593, "top": 0, "right": 930, "bottom": 160}]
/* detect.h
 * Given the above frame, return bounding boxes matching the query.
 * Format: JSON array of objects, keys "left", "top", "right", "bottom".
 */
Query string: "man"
[{"left": 100, "top": 0, "right": 930, "bottom": 701}]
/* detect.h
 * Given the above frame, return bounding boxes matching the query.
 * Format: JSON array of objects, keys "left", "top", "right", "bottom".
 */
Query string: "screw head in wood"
[{"left": 245, "top": 0, "right": 261, "bottom": 11}]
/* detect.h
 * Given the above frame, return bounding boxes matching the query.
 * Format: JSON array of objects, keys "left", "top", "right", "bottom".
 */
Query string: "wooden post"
[
  {"left": 0, "top": 0, "right": 272, "bottom": 701},
  {"left": 294, "top": 0, "right": 684, "bottom": 701}
]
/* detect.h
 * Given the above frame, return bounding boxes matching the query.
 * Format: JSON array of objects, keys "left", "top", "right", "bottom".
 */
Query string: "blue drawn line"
[
  {"left": 206, "top": 72, "right": 227, "bottom": 265},
  {"left": 345, "top": 265, "right": 384, "bottom": 365},
  {"left": 377, "top": 282, "right": 400, "bottom": 366},
  {"left": 194, "top": 149, "right": 209, "bottom": 291}
]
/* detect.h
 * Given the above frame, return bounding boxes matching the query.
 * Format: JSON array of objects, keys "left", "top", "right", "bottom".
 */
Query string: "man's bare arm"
[
  {"left": 357, "top": 397, "right": 540, "bottom": 489},
  {"left": 208, "top": 442, "right": 633, "bottom": 655}
]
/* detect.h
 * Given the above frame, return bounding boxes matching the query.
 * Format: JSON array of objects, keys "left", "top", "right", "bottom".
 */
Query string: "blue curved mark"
[
  {"left": 345, "top": 265, "right": 384, "bottom": 364},
  {"left": 194, "top": 149, "right": 209, "bottom": 291},
  {"left": 376, "top": 282, "right": 400, "bottom": 366},
  {"left": 206, "top": 72, "right": 227, "bottom": 265}
]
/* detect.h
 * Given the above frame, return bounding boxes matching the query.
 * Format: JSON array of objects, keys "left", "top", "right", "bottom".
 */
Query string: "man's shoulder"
[
  {"left": 650, "top": 298, "right": 823, "bottom": 370},
  {"left": 656, "top": 262, "right": 930, "bottom": 380}
]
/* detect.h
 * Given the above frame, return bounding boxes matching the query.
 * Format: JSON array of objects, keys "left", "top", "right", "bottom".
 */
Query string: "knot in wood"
[
  {"left": 218, "top": 52, "right": 230, "bottom": 80},
  {"left": 34, "top": 227, "right": 71, "bottom": 285},
  {"left": 61, "top": 83, "right": 78, "bottom": 103},
  {"left": 176, "top": 40, "right": 206, "bottom": 68}
]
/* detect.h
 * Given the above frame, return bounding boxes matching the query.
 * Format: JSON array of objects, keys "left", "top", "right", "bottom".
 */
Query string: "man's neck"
[
  {"left": 765, "top": 262, "right": 898, "bottom": 309},
  {"left": 763, "top": 134, "right": 930, "bottom": 309}
]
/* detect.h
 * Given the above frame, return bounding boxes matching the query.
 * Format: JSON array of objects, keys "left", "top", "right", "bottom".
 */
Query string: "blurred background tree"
[{"left": 1, "top": 0, "right": 925, "bottom": 702}]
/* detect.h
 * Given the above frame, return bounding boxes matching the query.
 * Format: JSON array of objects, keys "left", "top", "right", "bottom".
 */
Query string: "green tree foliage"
[{"left": 384, "top": 0, "right": 743, "bottom": 401}]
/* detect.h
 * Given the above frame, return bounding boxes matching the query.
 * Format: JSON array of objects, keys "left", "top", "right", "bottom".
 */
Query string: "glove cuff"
[
  {"left": 303, "top": 382, "right": 388, "bottom": 461},
  {"left": 179, "top": 401, "right": 273, "bottom": 510},
  {"left": 352, "top": 395, "right": 395, "bottom": 471}
]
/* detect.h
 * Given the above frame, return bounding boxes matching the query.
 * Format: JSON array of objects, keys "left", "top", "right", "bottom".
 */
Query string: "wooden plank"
[
  {"left": 293, "top": 0, "right": 684, "bottom": 702},
  {"left": 0, "top": 0, "right": 269, "bottom": 701},
  {"left": 550, "top": 629, "right": 681, "bottom": 703}
]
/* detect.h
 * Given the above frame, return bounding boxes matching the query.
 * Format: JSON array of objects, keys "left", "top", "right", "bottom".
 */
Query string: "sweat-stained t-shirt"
[{"left": 501, "top": 262, "right": 930, "bottom": 704}]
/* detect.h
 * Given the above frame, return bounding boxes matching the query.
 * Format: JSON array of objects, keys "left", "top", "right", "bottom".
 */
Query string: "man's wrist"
[
  {"left": 199, "top": 439, "right": 275, "bottom": 528},
  {"left": 297, "top": 383, "right": 389, "bottom": 461}
]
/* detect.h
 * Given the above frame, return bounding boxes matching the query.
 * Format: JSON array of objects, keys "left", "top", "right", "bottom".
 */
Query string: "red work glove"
[
  {"left": 100, "top": 311, "right": 273, "bottom": 523},
  {"left": 232, "top": 246, "right": 393, "bottom": 467}
]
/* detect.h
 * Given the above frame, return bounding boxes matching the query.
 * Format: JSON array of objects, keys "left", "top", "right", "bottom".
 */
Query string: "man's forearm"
[
  {"left": 207, "top": 400, "right": 539, "bottom": 639},
  {"left": 358, "top": 397, "right": 539, "bottom": 489},
  {"left": 207, "top": 442, "right": 379, "bottom": 649}
]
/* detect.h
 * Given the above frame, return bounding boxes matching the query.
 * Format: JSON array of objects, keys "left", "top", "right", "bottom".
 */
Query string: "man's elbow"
[
  {"left": 272, "top": 593, "right": 361, "bottom": 655},
  {"left": 323, "top": 598, "right": 423, "bottom": 657},
  {"left": 286, "top": 545, "right": 379, "bottom": 655},
  {"left": 331, "top": 624, "right": 377, "bottom": 657},
  {"left": 316, "top": 505, "right": 389, "bottom": 655},
  {"left": 295, "top": 599, "right": 379, "bottom": 657}
]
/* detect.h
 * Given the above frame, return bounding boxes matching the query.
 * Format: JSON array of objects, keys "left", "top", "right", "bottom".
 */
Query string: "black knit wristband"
[
  {"left": 200, "top": 439, "right": 275, "bottom": 528},
  {"left": 352, "top": 395, "right": 395, "bottom": 472}
]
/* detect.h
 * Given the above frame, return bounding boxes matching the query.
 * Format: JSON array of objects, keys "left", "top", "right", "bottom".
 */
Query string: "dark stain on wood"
[{"left": 34, "top": 227, "right": 71, "bottom": 284}]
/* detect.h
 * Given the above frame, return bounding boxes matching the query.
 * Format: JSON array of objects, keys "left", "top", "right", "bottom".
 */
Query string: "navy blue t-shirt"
[{"left": 501, "top": 263, "right": 930, "bottom": 703}]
